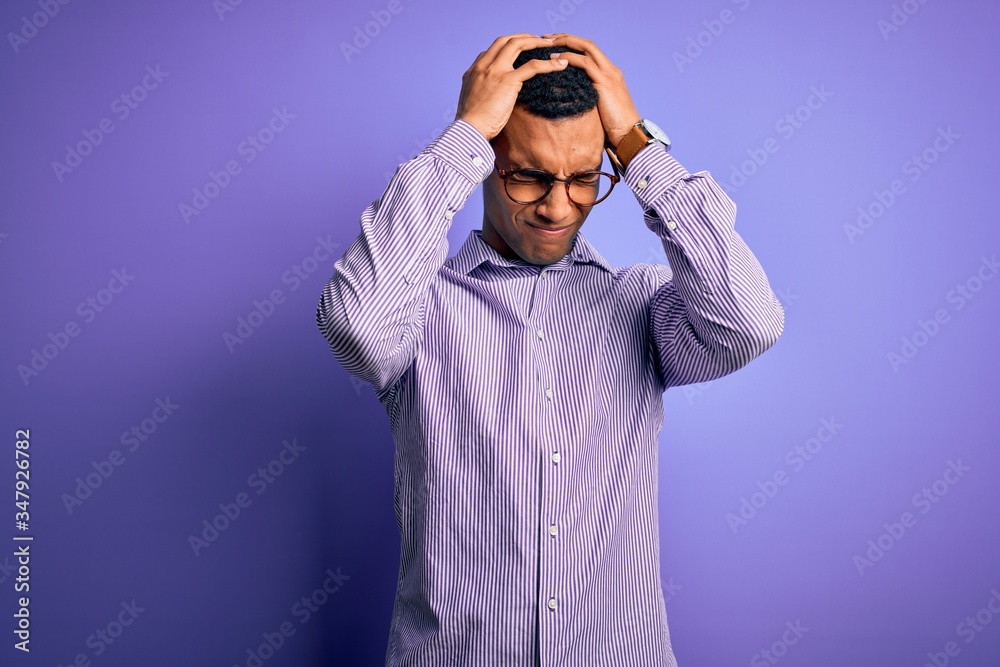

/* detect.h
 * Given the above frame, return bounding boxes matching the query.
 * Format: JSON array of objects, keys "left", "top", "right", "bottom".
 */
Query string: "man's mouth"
[{"left": 526, "top": 222, "right": 573, "bottom": 237}]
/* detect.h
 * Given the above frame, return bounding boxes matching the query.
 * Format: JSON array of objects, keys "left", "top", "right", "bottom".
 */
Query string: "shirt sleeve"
[
  {"left": 622, "top": 141, "right": 785, "bottom": 389},
  {"left": 316, "top": 119, "right": 494, "bottom": 398}
]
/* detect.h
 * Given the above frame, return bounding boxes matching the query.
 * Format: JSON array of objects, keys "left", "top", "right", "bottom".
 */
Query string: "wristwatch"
[{"left": 612, "top": 119, "right": 671, "bottom": 172}]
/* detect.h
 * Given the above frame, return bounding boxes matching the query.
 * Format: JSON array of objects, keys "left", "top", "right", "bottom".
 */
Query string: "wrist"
[
  {"left": 608, "top": 118, "right": 642, "bottom": 150},
  {"left": 614, "top": 119, "right": 671, "bottom": 172},
  {"left": 457, "top": 115, "right": 496, "bottom": 142}
]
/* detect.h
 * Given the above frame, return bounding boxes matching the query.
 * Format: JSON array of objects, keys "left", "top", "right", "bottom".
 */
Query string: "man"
[{"left": 317, "top": 33, "right": 784, "bottom": 667}]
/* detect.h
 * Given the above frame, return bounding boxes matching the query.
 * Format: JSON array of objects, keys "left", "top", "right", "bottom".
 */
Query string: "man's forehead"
[
  {"left": 499, "top": 139, "right": 605, "bottom": 171},
  {"left": 504, "top": 154, "right": 605, "bottom": 172},
  {"left": 496, "top": 107, "right": 605, "bottom": 168}
]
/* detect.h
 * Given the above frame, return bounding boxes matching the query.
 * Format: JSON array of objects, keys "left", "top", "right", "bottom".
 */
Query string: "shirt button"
[
  {"left": 637, "top": 178, "right": 648, "bottom": 189},
  {"left": 551, "top": 451, "right": 561, "bottom": 464},
  {"left": 444, "top": 210, "right": 454, "bottom": 221},
  {"left": 547, "top": 597, "right": 558, "bottom": 610},
  {"left": 545, "top": 388, "right": 553, "bottom": 400},
  {"left": 540, "top": 270, "right": 547, "bottom": 279},
  {"left": 665, "top": 220, "right": 678, "bottom": 231},
  {"left": 472, "top": 156, "right": 484, "bottom": 168},
  {"left": 536, "top": 329, "right": 544, "bottom": 339},
  {"left": 548, "top": 524, "right": 558, "bottom": 537}
]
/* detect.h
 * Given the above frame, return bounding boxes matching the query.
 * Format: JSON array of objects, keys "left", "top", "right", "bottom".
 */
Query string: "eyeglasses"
[{"left": 494, "top": 147, "right": 621, "bottom": 207}]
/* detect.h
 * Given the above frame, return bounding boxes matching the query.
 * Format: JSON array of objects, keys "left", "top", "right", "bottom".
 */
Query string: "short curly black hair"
[{"left": 512, "top": 46, "right": 598, "bottom": 119}]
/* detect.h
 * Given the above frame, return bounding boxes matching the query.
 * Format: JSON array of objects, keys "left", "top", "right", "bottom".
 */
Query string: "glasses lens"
[
  {"left": 505, "top": 170, "right": 551, "bottom": 204},
  {"left": 502, "top": 169, "right": 616, "bottom": 205},
  {"left": 568, "top": 172, "right": 614, "bottom": 206}
]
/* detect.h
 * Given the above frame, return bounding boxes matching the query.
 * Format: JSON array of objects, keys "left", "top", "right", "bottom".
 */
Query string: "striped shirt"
[{"left": 317, "top": 119, "right": 784, "bottom": 666}]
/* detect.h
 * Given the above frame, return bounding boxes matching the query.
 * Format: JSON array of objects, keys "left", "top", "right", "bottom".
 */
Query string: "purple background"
[{"left": 2, "top": 0, "right": 999, "bottom": 665}]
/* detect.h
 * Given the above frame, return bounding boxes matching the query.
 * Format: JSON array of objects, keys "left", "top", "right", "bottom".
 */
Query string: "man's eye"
[
  {"left": 509, "top": 171, "right": 547, "bottom": 184},
  {"left": 574, "top": 173, "right": 600, "bottom": 185}
]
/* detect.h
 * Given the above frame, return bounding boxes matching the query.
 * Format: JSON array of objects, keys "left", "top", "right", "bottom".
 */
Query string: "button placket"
[{"left": 531, "top": 266, "right": 564, "bottom": 631}]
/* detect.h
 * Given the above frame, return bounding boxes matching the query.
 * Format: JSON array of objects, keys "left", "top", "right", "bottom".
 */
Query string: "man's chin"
[{"left": 518, "top": 245, "right": 570, "bottom": 267}]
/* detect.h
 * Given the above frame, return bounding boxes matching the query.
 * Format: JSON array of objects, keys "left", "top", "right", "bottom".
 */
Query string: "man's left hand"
[{"left": 542, "top": 33, "right": 642, "bottom": 149}]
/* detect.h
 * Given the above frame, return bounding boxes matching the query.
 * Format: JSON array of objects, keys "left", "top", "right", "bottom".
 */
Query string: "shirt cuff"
[
  {"left": 622, "top": 142, "right": 690, "bottom": 212},
  {"left": 421, "top": 119, "right": 495, "bottom": 185}
]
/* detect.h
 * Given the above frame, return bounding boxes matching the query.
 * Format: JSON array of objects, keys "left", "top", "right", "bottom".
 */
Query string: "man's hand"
[
  {"left": 541, "top": 34, "right": 642, "bottom": 150},
  {"left": 455, "top": 34, "right": 569, "bottom": 141}
]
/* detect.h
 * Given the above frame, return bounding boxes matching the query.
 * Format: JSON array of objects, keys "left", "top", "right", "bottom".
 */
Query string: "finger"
[
  {"left": 489, "top": 34, "right": 558, "bottom": 69},
  {"left": 471, "top": 33, "right": 533, "bottom": 67},
  {"left": 543, "top": 33, "right": 594, "bottom": 49},
  {"left": 507, "top": 57, "right": 569, "bottom": 83},
  {"left": 478, "top": 34, "right": 547, "bottom": 62},
  {"left": 484, "top": 33, "right": 536, "bottom": 54},
  {"left": 548, "top": 51, "right": 603, "bottom": 80},
  {"left": 544, "top": 34, "right": 615, "bottom": 71}
]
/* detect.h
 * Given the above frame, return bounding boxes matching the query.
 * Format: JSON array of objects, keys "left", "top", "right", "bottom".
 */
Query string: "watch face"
[{"left": 643, "top": 119, "right": 671, "bottom": 147}]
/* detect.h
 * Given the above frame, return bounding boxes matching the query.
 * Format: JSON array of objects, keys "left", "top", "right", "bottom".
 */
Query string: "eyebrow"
[{"left": 507, "top": 161, "right": 604, "bottom": 173}]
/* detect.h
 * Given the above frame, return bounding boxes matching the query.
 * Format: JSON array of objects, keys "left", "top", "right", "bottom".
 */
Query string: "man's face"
[{"left": 482, "top": 105, "right": 605, "bottom": 266}]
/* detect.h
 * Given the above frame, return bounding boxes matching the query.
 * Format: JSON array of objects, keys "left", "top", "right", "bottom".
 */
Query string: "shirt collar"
[{"left": 447, "top": 228, "right": 615, "bottom": 277}]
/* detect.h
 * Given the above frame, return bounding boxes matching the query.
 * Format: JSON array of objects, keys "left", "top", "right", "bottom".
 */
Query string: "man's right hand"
[{"left": 455, "top": 34, "right": 568, "bottom": 141}]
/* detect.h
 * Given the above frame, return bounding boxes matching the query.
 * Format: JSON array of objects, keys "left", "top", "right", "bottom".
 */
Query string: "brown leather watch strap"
[{"left": 615, "top": 122, "right": 652, "bottom": 172}]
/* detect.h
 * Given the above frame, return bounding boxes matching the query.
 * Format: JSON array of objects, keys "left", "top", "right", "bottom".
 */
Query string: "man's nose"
[{"left": 534, "top": 183, "right": 577, "bottom": 223}]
